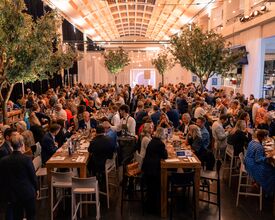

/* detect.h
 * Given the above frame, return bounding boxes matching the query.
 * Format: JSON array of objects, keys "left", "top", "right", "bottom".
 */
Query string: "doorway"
[{"left": 130, "top": 69, "right": 156, "bottom": 88}]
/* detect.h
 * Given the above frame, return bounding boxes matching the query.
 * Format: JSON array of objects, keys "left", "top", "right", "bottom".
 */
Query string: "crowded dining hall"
[{"left": 1, "top": 0, "right": 275, "bottom": 220}]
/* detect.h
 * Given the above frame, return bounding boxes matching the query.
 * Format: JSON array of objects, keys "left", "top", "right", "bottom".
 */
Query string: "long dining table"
[
  {"left": 160, "top": 133, "right": 201, "bottom": 218},
  {"left": 45, "top": 132, "right": 92, "bottom": 189}
]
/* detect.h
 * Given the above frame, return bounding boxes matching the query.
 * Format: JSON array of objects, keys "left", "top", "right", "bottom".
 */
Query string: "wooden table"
[
  {"left": 46, "top": 144, "right": 90, "bottom": 185},
  {"left": 160, "top": 154, "right": 201, "bottom": 218}
]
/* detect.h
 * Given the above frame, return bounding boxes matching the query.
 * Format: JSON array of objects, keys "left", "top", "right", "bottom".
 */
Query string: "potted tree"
[
  {"left": 103, "top": 47, "right": 130, "bottom": 86},
  {"left": 151, "top": 51, "right": 174, "bottom": 86},
  {"left": 170, "top": 23, "right": 245, "bottom": 92},
  {"left": 0, "top": 0, "right": 78, "bottom": 124}
]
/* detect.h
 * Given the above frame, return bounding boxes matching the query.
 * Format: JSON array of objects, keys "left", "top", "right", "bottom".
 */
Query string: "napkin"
[
  {"left": 165, "top": 158, "right": 180, "bottom": 163},
  {"left": 50, "top": 156, "right": 65, "bottom": 161},
  {"left": 76, "top": 156, "right": 85, "bottom": 163},
  {"left": 188, "top": 157, "right": 197, "bottom": 163}
]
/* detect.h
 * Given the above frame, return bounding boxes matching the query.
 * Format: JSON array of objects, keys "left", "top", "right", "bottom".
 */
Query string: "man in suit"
[
  {"left": 0, "top": 134, "right": 38, "bottom": 220},
  {"left": 78, "top": 111, "right": 97, "bottom": 130},
  {"left": 88, "top": 125, "right": 114, "bottom": 177},
  {"left": 0, "top": 128, "right": 17, "bottom": 160},
  {"left": 41, "top": 123, "right": 61, "bottom": 164}
]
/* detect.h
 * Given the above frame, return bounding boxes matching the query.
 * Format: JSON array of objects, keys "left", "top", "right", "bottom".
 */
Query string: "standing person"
[
  {"left": 109, "top": 105, "right": 121, "bottom": 132},
  {"left": 142, "top": 127, "right": 168, "bottom": 213},
  {"left": 119, "top": 104, "right": 136, "bottom": 136},
  {"left": 88, "top": 126, "right": 114, "bottom": 177},
  {"left": 0, "top": 134, "right": 38, "bottom": 220},
  {"left": 41, "top": 124, "right": 61, "bottom": 164},
  {"left": 0, "top": 128, "right": 17, "bottom": 160}
]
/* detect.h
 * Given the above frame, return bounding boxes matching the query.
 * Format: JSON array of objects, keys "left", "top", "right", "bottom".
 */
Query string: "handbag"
[{"left": 126, "top": 161, "right": 141, "bottom": 176}]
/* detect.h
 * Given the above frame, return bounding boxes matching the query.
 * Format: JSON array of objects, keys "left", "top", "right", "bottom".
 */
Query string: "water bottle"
[{"left": 68, "top": 139, "right": 72, "bottom": 156}]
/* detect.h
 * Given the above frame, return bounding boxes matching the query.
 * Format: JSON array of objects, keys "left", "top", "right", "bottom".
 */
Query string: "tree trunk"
[
  {"left": 161, "top": 74, "right": 164, "bottom": 86},
  {"left": 2, "top": 83, "right": 14, "bottom": 125},
  {"left": 115, "top": 75, "right": 118, "bottom": 94},
  {"left": 115, "top": 75, "right": 117, "bottom": 86},
  {"left": 199, "top": 77, "right": 204, "bottom": 93}
]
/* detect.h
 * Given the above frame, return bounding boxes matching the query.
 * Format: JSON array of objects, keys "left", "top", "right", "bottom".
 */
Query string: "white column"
[{"left": 242, "top": 38, "right": 265, "bottom": 98}]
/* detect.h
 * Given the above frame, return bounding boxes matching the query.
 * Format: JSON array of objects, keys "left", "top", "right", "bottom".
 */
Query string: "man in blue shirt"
[
  {"left": 166, "top": 105, "right": 180, "bottom": 129},
  {"left": 196, "top": 117, "right": 210, "bottom": 150},
  {"left": 150, "top": 105, "right": 161, "bottom": 127},
  {"left": 102, "top": 118, "right": 117, "bottom": 151}
]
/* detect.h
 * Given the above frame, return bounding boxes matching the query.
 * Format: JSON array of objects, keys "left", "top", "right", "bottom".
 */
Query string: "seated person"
[
  {"left": 196, "top": 117, "right": 210, "bottom": 150},
  {"left": 101, "top": 118, "right": 117, "bottom": 151},
  {"left": 194, "top": 101, "right": 206, "bottom": 119},
  {"left": 166, "top": 104, "right": 180, "bottom": 128},
  {"left": 150, "top": 105, "right": 161, "bottom": 127},
  {"left": 54, "top": 103, "right": 67, "bottom": 121},
  {"left": 186, "top": 124, "right": 204, "bottom": 158},
  {"left": 136, "top": 123, "right": 153, "bottom": 168},
  {"left": 32, "top": 103, "right": 51, "bottom": 125},
  {"left": 41, "top": 124, "right": 61, "bottom": 164},
  {"left": 78, "top": 111, "right": 97, "bottom": 130},
  {"left": 178, "top": 113, "right": 192, "bottom": 136},
  {"left": 245, "top": 130, "right": 275, "bottom": 194},
  {"left": 55, "top": 119, "right": 73, "bottom": 147},
  {"left": 29, "top": 112, "right": 45, "bottom": 144},
  {"left": 257, "top": 113, "right": 275, "bottom": 137},
  {"left": 227, "top": 120, "right": 251, "bottom": 156},
  {"left": 157, "top": 113, "right": 172, "bottom": 129},
  {"left": 88, "top": 126, "right": 115, "bottom": 177},
  {"left": 16, "top": 121, "right": 35, "bottom": 152}
]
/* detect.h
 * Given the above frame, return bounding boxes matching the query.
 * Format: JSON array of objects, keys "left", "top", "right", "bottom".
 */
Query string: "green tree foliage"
[
  {"left": 103, "top": 47, "right": 130, "bottom": 85},
  {"left": 170, "top": 24, "right": 245, "bottom": 91},
  {"left": 0, "top": 0, "right": 78, "bottom": 124},
  {"left": 151, "top": 51, "right": 174, "bottom": 86}
]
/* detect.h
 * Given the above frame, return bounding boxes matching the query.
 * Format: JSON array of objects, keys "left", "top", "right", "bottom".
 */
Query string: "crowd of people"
[{"left": 0, "top": 82, "right": 275, "bottom": 218}]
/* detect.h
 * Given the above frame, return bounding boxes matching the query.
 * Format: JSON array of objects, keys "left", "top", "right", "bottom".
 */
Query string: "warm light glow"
[
  {"left": 171, "top": 28, "right": 180, "bottom": 35},
  {"left": 163, "top": 35, "right": 170, "bottom": 40},
  {"left": 179, "top": 15, "right": 189, "bottom": 25},
  {"left": 86, "top": 28, "right": 95, "bottom": 35},
  {"left": 144, "top": 47, "right": 161, "bottom": 51},
  {"left": 50, "top": 0, "right": 71, "bottom": 11},
  {"left": 94, "top": 36, "right": 102, "bottom": 41},
  {"left": 72, "top": 17, "right": 86, "bottom": 26}
]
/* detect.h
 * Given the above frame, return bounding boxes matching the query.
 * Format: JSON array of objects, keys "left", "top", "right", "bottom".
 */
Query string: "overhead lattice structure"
[{"left": 45, "top": 0, "right": 218, "bottom": 41}]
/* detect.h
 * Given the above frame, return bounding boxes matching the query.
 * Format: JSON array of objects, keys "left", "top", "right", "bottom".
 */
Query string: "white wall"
[{"left": 78, "top": 52, "right": 192, "bottom": 86}]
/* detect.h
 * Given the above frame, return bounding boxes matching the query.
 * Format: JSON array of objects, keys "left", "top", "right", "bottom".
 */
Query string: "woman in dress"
[{"left": 245, "top": 129, "right": 275, "bottom": 194}]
